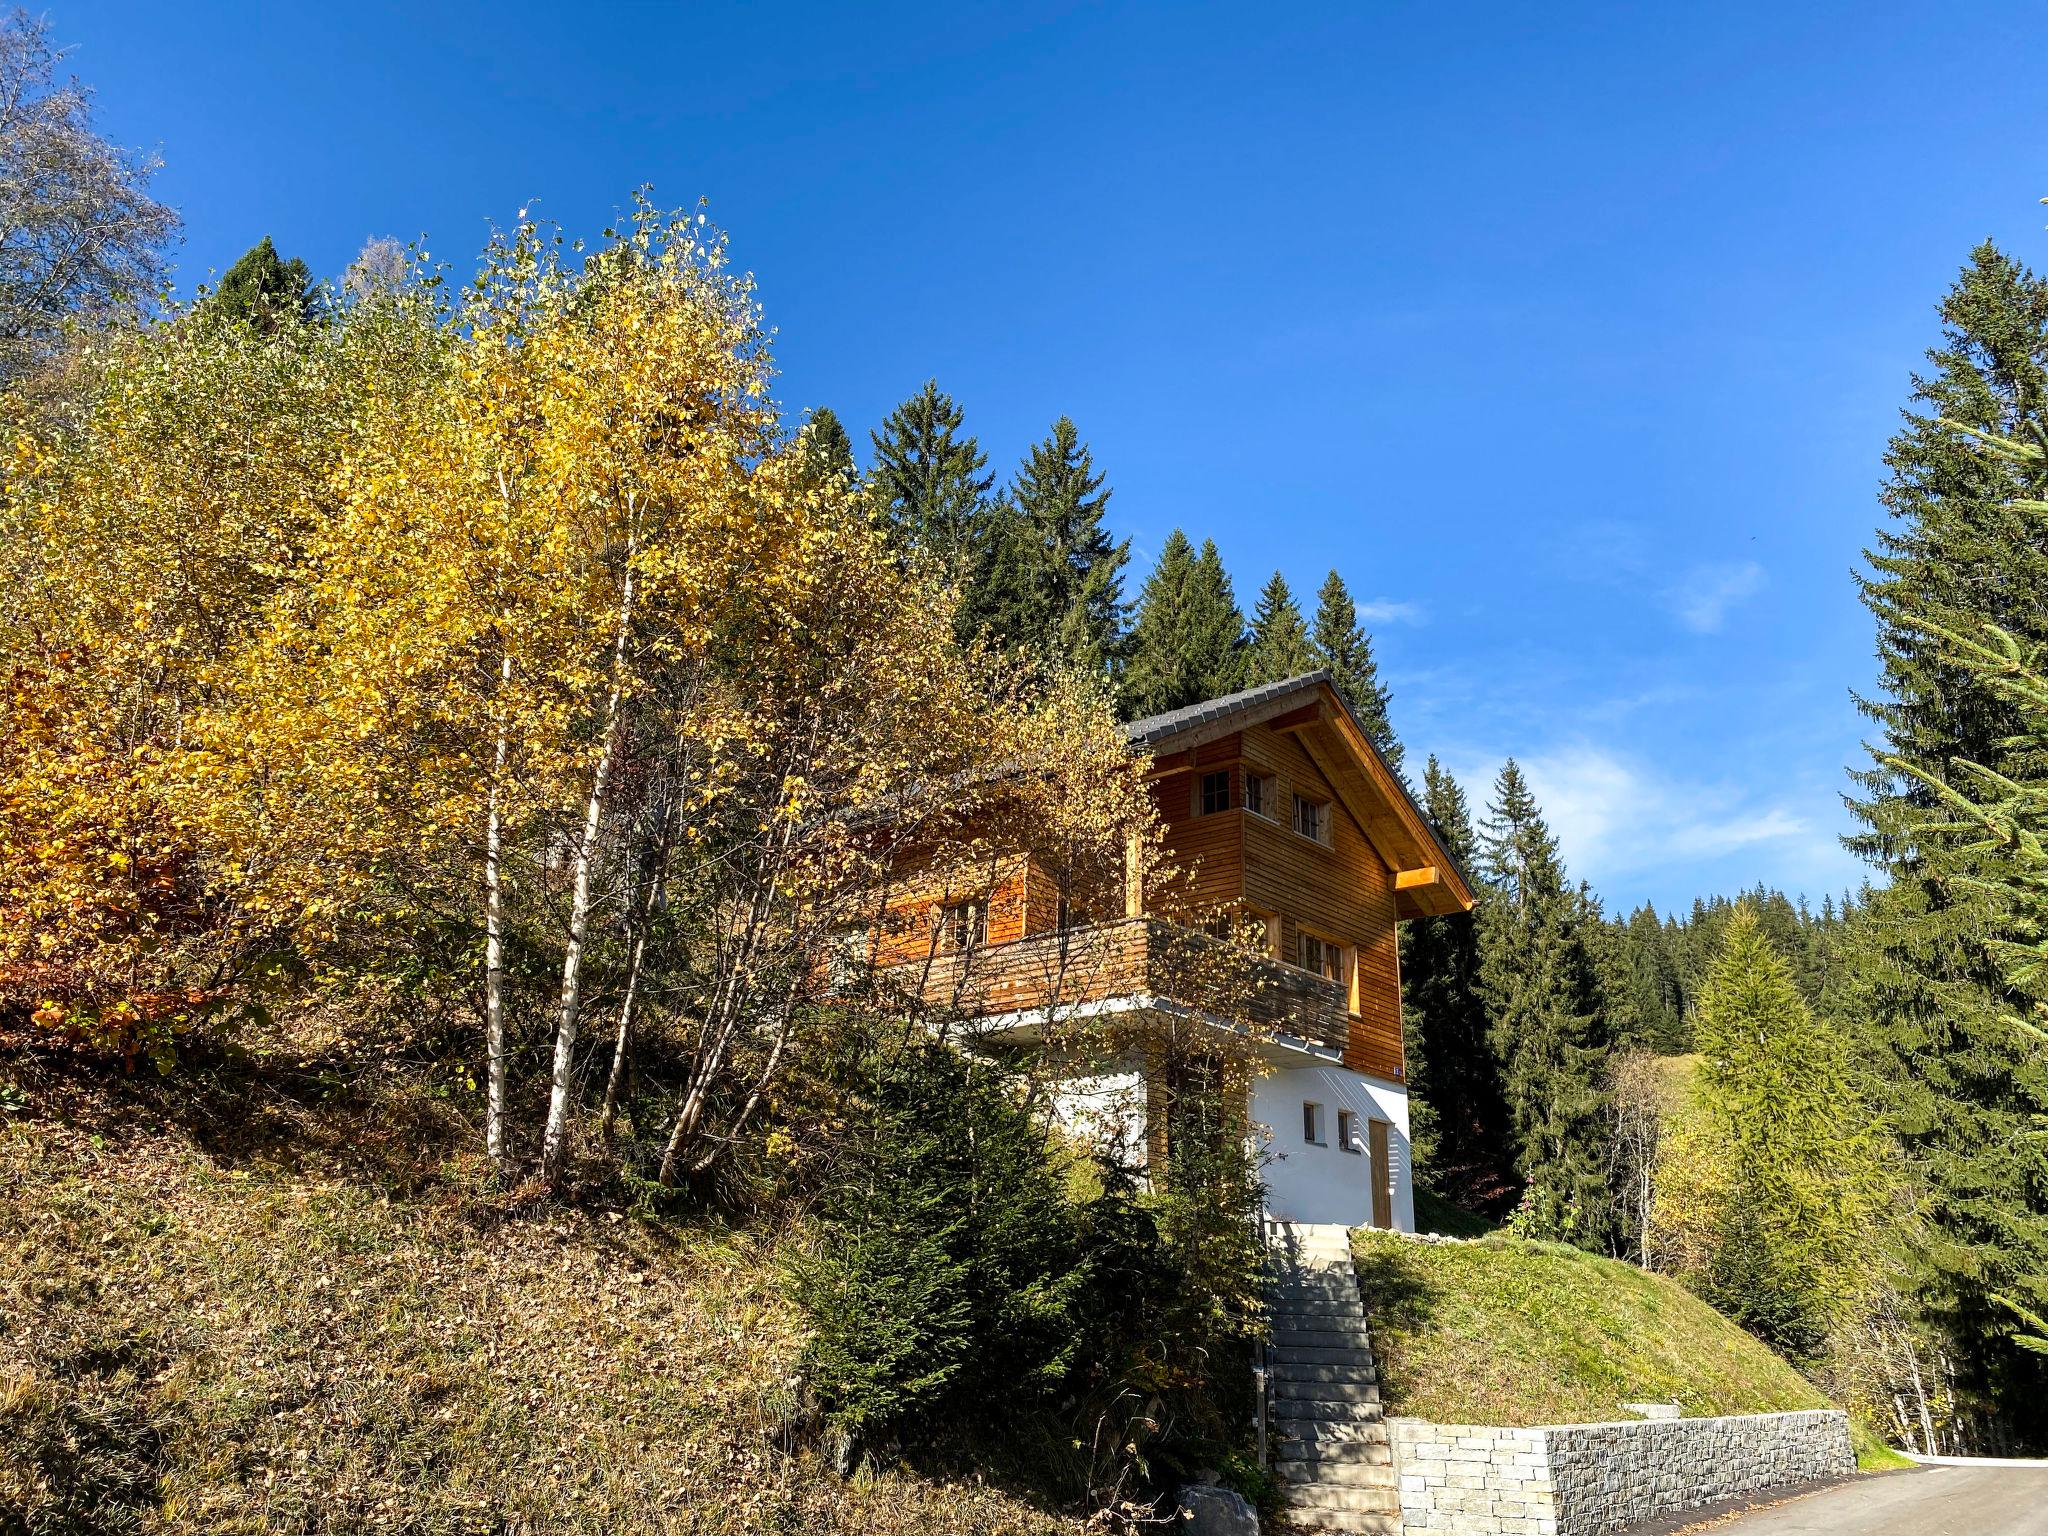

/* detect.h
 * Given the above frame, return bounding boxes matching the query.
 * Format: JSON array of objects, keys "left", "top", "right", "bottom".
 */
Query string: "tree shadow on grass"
[{"left": 1351, "top": 1237, "right": 1437, "bottom": 1336}]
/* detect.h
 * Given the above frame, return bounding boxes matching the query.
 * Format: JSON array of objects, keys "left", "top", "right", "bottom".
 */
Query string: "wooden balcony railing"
[{"left": 893, "top": 916, "right": 1351, "bottom": 1056}]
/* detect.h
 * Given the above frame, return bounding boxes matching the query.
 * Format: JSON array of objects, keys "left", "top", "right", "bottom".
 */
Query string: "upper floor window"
[
  {"left": 1198, "top": 770, "right": 1232, "bottom": 816},
  {"left": 940, "top": 899, "right": 986, "bottom": 953},
  {"left": 1292, "top": 793, "right": 1330, "bottom": 845},
  {"left": 1245, "top": 771, "right": 1276, "bottom": 820},
  {"left": 1300, "top": 932, "right": 1343, "bottom": 983}
]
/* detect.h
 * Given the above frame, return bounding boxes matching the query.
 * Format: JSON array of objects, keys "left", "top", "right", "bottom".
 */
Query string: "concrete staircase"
[{"left": 1265, "top": 1221, "right": 1401, "bottom": 1536}]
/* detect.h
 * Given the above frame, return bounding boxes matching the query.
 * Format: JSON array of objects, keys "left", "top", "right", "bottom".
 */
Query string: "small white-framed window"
[
  {"left": 1293, "top": 793, "right": 1331, "bottom": 845},
  {"left": 940, "top": 899, "right": 986, "bottom": 953},
  {"left": 1302, "top": 1100, "right": 1326, "bottom": 1145},
  {"left": 1337, "top": 1108, "right": 1362, "bottom": 1154},
  {"left": 1198, "top": 769, "right": 1232, "bottom": 816},
  {"left": 1245, "top": 771, "right": 1276, "bottom": 820}
]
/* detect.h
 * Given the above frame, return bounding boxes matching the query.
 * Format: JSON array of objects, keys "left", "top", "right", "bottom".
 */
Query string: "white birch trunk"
[
  {"left": 483, "top": 652, "right": 513, "bottom": 1166},
  {"left": 539, "top": 521, "right": 639, "bottom": 1186}
]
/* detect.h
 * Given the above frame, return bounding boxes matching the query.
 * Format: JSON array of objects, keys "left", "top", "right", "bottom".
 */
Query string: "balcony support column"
[{"left": 1124, "top": 833, "right": 1146, "bottom": 919}]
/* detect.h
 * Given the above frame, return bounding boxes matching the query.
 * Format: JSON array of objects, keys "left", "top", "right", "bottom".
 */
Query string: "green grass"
[
  {"left": 0, "top": 1051, "right": 1080, "bottom": 1536},
  {"left": 1412, "top": 1188, "right": 1497, "bottom": 1238},
  {"left": 1352, "top": 1230, "right": 1831, "bottom": 1428}
]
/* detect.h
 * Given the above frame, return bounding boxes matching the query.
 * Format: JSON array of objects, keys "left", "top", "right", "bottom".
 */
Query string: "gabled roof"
[{"left": 1125, "top": 671, "right": 1476, "bottom": 919}]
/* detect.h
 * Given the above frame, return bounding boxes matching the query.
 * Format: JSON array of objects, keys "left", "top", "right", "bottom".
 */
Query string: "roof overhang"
[{"left": 1128, "top": 676, "right": 1476, "bottom": 919}]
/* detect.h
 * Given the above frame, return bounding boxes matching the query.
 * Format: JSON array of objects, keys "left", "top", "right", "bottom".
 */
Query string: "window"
[
  {"left": 1292, "top": 793, "right": 1330, "bottom": 845},
  {"left": 940, "top": 899, "right": 986, "bottom": 953},
  {"left": 1244, "top": 771, "right": 1276, "bottom": 820},
  {"left": 1198, "top": 769, "right": 1232, "bottom": 816},
  {"left": 1337, "top": 1108, "right": 1361, "bottom": 1154},
  {"left": 827, "top": 928, "right": 871, "bottom": 989},
  {"left": 1300, "top": 933, "right": 1343, "bottom": 983},
  {"left": 1302, "top": 1101, "right": 1326, "bottom": 1146}
]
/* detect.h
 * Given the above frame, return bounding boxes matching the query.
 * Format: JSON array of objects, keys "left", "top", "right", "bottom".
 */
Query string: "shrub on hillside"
[{"left": 788, "top": 1029, "right": 1267, "bottom": 1517}]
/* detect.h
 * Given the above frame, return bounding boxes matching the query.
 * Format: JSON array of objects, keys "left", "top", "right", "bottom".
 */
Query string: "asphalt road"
[{"left": 1674, "top": 1465, "right": 2048, "bottom": 1535}]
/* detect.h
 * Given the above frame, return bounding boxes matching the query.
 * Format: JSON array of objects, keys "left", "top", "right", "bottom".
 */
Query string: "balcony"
[{"left": 893, "top": 916, "right": 1352, "bottom": 1060}]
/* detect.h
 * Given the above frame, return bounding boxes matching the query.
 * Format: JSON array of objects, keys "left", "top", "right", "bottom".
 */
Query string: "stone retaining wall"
[{"left": 1387, "top": 1409, "right": 1853, "bottom": 1536}]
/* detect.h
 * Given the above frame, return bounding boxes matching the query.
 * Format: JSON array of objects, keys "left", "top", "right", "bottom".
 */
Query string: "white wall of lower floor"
[
  {"left": 1044, "top": 1051, "right": 1412, "bottom": 1233},
  {"left": 1252, "top": 1064, "right": 1412, "bottom": 1231}
]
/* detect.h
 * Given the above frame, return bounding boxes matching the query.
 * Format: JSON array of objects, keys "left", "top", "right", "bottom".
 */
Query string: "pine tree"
[
  {"left": 1312, "top": 571, "right": 1401, "bottom": 772},
  {"left": 1476, "top": 760, "right": 1614, "bottom": 1248},
  {"left": 1400, "top": 758, "right": 1513, "bottom": 1206},
  {"left": 1846, "top": 242, "right": 2048, "bottom": 1441},
  {"left": 1006, "top": 416, "right": 1129, "bottom": 675},
  {"left": 869, "top": 381, "right": 994, "bottom": 600},
  {"left": 1123, "top": 533, "right": 1246, "bottom": 718},
  {"left": 1244, "top": 571, "right": 1316, "bottom": 685},
  {"left": 209, "top": 236, "right": 322, "bottom": 331}
]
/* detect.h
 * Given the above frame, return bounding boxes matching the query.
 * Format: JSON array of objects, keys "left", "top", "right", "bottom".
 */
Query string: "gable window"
[
  {"left": 1198, "top": 770, "right": 1232, "bottom": 816},
  {"left": 1292, "top": 793, "right": 1330, "bottom": 845},
  {"left": 1245, "top": 771, "right": 1276, "bottom": 820},
  {"left": 1300, "top": 933, "right": 1343, "bottom": 983},
  {"left": 1337, "top": 1108, "right": 1362, "bottom": 1154},
  {"left": 940, "top": 899, "right": 986, "bottom": 953},
  {"left": 1302, "top": 1101, "right": 1326, "bottom": 1146}
]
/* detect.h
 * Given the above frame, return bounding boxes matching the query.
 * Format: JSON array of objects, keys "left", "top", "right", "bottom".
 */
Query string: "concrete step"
[
  {"left": 1272, "top": 1377, "right": 1382, "bottom": 1404},
  {"left": 1277, "top": 1425, "right": 1392, "bottom": 1458},
  {"left": 1274, "top": 1458, "right": 1398, "bottom": 1490},
  {"left": 1273, "top": 1418, "right": 1391, "bottom": 1450},
  {"left": 1272, "top": 1398, "right": 1384, "bottom": 1426},
  {"left": 1273, "top": 1344, "right": 1378, "bottom": 1368},
  {"left": 1291, "top": 1510, "right": 1400, "bottom": 1536},
  {"left": 1273, "top": 1325, "right": 1373, "bottom": 1349},
  {"left": 1288, "top": 1483, "right": 1401, "bottom": 1517},
  {"left": 1272, "top": 1364, "right": 1380, "bottom": 1391},
  {"left": 1272, "top": 1304, "right": 1366, "bottom": 1325}
]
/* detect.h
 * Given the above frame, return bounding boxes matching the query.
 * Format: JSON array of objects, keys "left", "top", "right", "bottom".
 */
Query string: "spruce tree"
[
  {"left": 1244, "top": 571, "right": 1316, "bottom": 685},
  {"left": 1006, "top": 416, "right": 1129, "bottom": 676},
  {"left": 1476, "top": 760, "right": 1615, "bottom": 1248},
  {"left": 209, "top": 236, "right": 322, "bottom": 331},
  {"left": 1312, "top": 571, "right": 1401, "bottom": 772},
  {"left": 869, "top": 381, "right": 994, "bottom": 603},
  {"left": 1400, "top": 758, "right": 1513, "bottom": 1206},
  {"left": 1846, "top": 242, "right": 2048, "bottom": 1441},
  {"left": 1123, "top": 532, "right": 1245, "bottom": 718}
]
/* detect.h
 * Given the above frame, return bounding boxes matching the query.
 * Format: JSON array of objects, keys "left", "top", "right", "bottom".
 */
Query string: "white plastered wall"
[{"left": 1249, "top": 1064, "right": 1412, "bottom": 1231}]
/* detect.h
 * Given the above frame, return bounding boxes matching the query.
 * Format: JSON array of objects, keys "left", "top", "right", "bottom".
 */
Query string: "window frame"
[
  {"left": 1197, "top": 769, "right": 1233, "bottom": 817},
  {"left": 1292, "top": 791, "right": 1332, "bottom": 846},
  {"left": 939, "top": 898, "right": 987, "bottom": 953},
  {"left": 1337, "top": 1108, "right": 1362, "bottom": 1154},
  {"left": 1244, "top": 770, "right": 1277, "bottom": 821},
  {"left": 1298, "top": 929, "right": 1348, "bottom": 985},
  {"left": 1302, "top": 1100, "right": 1326, "bottom": 1146}
]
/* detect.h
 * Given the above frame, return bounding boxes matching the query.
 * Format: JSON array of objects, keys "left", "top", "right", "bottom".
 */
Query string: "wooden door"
[{"left": 1368, "top": 1118, "right": 1394, "bottom": 1229}]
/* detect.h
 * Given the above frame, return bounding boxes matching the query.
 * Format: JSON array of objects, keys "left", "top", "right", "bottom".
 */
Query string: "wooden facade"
[{"left": 883, "top": 676, "right": 1474, "bottom": 1088}]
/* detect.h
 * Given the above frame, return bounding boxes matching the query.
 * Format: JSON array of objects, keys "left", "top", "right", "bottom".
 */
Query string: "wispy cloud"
[
  {"left": 1357, "top": 599, "right": 1425, "bottom": 627},
  {"left": 1667, "top": 560, "right": 1765, "bottom": 634},
  {"left": 1445, "top": 741, "right": 1852, "bottom": 910}
]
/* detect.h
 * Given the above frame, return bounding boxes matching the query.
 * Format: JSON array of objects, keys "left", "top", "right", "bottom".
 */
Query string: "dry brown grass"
[{"left": 0, "top": 1045, "right": 1080, "bottom": 1535}]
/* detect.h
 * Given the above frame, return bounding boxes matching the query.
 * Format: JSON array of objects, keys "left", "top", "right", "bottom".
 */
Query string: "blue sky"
[{"left": 64, "top": 2, "right": 2048, "bottom": 913}]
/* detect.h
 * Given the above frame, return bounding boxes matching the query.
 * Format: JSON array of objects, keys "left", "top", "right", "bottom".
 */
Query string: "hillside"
[
  {"left": 0, "top": 1052, "right": 1079, "bottom": 1536},
  {"left": 1351, "top": 1229, "right": 1830, "bottom": 1428}
]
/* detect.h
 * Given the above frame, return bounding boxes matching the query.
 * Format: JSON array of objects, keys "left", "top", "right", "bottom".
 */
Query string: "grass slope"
[
  {"left": 1352, "top": 1230, "right": 1830, "bottom": 1428},
  {"left": 0, "top": 1052, "right": 1077, "bottom": 1536}
]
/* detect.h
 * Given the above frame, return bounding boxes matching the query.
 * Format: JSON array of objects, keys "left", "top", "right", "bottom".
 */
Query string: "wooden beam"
[
  {"left": 1142, "top": 749, "right": 1196, "bottom": 781},
  {"left": 1124, "top": 833, "right": 1146, "bottom": 918},
  {"left": 1394, "top": 866, "right": 1441, "bottom": 892},
  {"left": 1267, "top": 701, "right": 1327, "bottom": 734}
]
